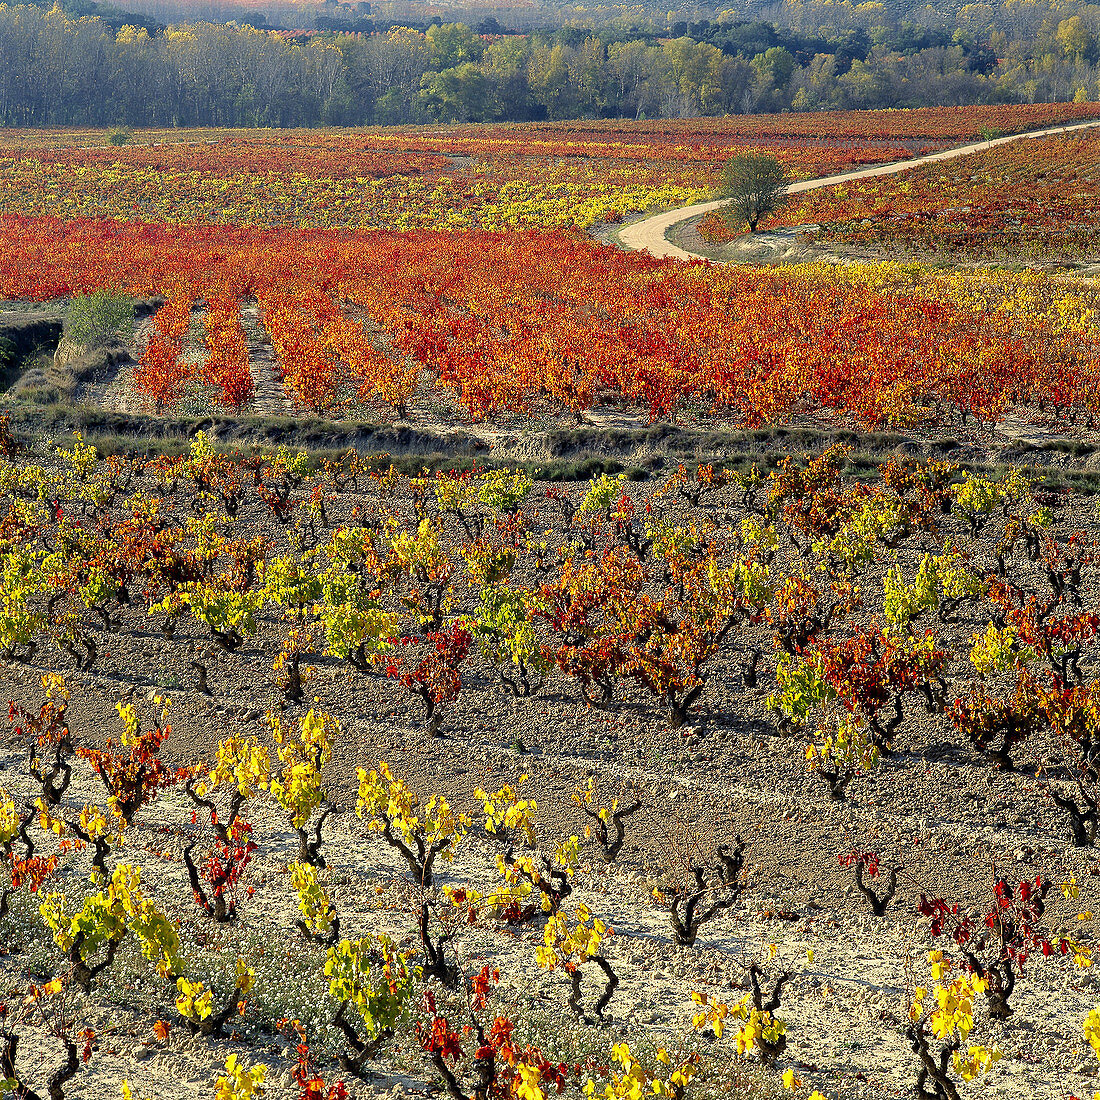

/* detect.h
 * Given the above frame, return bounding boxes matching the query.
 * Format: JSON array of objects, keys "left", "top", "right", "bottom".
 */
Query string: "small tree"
[
  {"left": 720, "top": 153, "right": 789, "bottom": 234},
  {"left": 64, "top": 288, "right": 135, "bottom": 349}
]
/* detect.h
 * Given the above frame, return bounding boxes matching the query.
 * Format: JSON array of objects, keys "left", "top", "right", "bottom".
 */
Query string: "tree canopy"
[{"left": 720, "top": 153, "right": 790, "bottom": 234}]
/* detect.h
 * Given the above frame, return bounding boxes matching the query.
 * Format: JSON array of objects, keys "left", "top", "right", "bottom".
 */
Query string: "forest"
[{"left": 3, "top": 0, "right": 1100, "bottom": 126}]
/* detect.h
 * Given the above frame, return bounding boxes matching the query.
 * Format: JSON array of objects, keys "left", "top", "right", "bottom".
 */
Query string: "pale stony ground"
[
  {"left": 242, "top": 303, "right": 295, "bottom": 419},
  {"left": 83, "top": 312, "right": 155, "bottom": 415},
  {"left": 3, "top": 725, "right": 1100, "bottom": 1100}
]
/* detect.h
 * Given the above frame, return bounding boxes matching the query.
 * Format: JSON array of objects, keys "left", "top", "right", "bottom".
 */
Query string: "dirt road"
[{"left": 617, "top": 117, "right": 1100, "bottom": 260}]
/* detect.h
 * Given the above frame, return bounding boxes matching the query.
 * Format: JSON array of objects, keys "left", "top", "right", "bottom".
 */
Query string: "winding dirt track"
[{"left": 617, "top": 117, "right": 1100, "bottom": 261}]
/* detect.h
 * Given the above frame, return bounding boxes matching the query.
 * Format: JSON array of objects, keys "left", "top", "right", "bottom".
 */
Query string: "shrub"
[
  {"left": 652, "top": 839, "right": 746, "bottom": 947},
  {"left": 840, "top": 850, "right": 898, "bottom": 916},
  {"left": 906, "top": 953, "right": 1001, "bottom": 1100},
  {"left": 572, "top": 776, "right": 641, "bottom": 863},
  {"left": 64, "top": 288, "right": 135, "bottom": 349},
  {"left": 535, "top": 903, "right": 618, "bottom": 1021},
  {"left": 356, "top": 763, "right": 470, "bottom": 888},
  {"left": 918, "top": 874, "right": 1055, "bottom": 1019}
]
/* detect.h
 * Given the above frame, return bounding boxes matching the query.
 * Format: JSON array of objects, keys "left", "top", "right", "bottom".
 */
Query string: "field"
[
  {"left": 4, "top": 105, "right": 1100, "bottom": 1100},
  {"left": 698, "top": 127, "right": 1100, "bottom": 265},
  {"left": 3, "top": 105, "right": 1099, "bottom": 231},
  {"left": 0, "top": 123, "right": 897, "bottom": 232},
  {"left": 3, "top": 439, "right": 1100, "bottom": 1100},
  {"left": 7, "top": 220, "right": 1100, "bottom": 433},
  {"left": 2, "top": 106, "right": 1100, "bottom": 434}
]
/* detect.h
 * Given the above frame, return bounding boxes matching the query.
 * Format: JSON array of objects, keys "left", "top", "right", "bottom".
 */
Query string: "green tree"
[
  {"left": 747, "top": 44, "right": 795, "bottom": 110},
  {"left": 751, "top": 45, "right": 795, "bottom": 87},
  {"left": 419, "top": 63, "right": 491, "bottom": 121},
  {"left": 1057, "top": 15, "right": 1098, "bottom": 63},
  {"left": 527, "top": 41, "right": 576, "bottom": 118},
  {"left": 719, "top": 153, "right": 789, "bottom": 234},
  {"left": 663, "top": 38, "right": 725, "bottom": 113},
  {"left": 426, "top": 23, "right": 483, "bottom": 70},
  {"left": 482, "top": 36, "right": 533, "bottom": 117}
]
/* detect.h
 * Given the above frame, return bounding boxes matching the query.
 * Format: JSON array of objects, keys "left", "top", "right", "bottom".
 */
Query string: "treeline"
[{"left": 2, "top": 1, "right": 1100, "bottom": 127}]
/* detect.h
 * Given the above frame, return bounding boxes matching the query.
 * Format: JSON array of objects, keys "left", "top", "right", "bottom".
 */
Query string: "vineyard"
[
  {"left": 6, "top": 221, "right": 1100, "bottom": 430},
  {"left": 0, "top": 127, "right": 898, "bottom": 232},
  {"left": 6, "top": 111, "right": 1100, "bottom": 431},
  {"left": 2, "top": 104, "right": 1099, "bottom": 231},
  {"left": 4, "top": 105, "right": 1100, "bottom": 1100},
  {"left": 697, "top": 128, "right": 1100, "bottom": 264},
  {"left": 1, "top": 434, "right": 1100, "bottom": 1099}
]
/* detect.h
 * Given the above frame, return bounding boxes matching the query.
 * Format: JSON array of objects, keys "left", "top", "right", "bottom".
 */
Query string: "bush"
[
  {"left": 64, "top": 289, "right": 135, "bottom": 349},
  {"left": 107, "top": 127, "right": 132, "bottom": 146}
]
